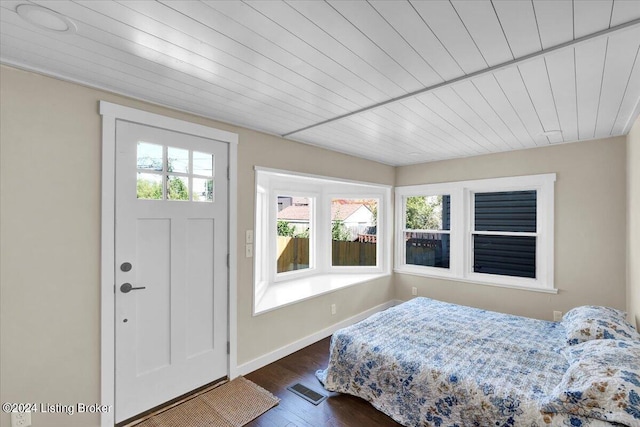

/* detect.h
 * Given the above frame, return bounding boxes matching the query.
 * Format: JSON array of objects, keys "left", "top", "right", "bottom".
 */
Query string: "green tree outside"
[
  {"left": 277, "top": 220, "right": 296, "bottom": 237},
  {"left": 137, "top": 179, "right": 162, "bottom": 200},
  {"left": 405, "top": 196, "right": 442, "bottom": 230},
  {"left": 331, "top": 219, "right": 351, "bottom": 241},
  {"left": 168, "top": 176, "right": 189, "bottom": 200}
]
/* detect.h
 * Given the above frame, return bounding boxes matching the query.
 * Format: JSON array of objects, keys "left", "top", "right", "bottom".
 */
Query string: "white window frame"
[
  {"left": 397, "top": 185, "right": 461, "bottom": 280},
  {"left": 271, "top": 190, "right": 318, "bottom": 282},
  {"left": 254, "top": 167, "right": 391, "bottom": 314},
  {"left": 328, "top": 193, "right": 383, "bottom": 273},
  {"left": 395, "top": 173, "right": 556, "bottom": 293}
]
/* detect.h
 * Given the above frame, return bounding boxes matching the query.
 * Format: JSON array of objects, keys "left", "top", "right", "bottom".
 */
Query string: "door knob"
[{"left": 120, "top": 283, "right": 146, "bottom": 293}]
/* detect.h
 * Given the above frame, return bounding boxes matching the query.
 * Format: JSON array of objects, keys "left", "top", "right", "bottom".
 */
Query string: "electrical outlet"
[
  {"left": 11, "top": 412, "right": 32, "bottom": 427},
  {"left": 553, "top": 311, "right": 563, "bottom": 322},
  {"left": 331, "top": 304, "right": 337, "bottom": 315},
  {"left": 246, "top": 230, "right": 253, "bottom": 244},
  {"left": 411, "top": 287, "right": 417, "bottom": 296}
]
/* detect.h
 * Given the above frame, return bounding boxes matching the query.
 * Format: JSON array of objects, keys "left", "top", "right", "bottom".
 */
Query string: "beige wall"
[
  {"left": 0, "top": 65, "right": 395, "bottom": 427},
  {"left": 1, "top": 63, "right": 634, "bottom": 427},
  {"left": 628, "top": 117, "right": 640, "bottom": 329},
  {"left": 395, "top": 138, "right": 628, "bottom": 320}
]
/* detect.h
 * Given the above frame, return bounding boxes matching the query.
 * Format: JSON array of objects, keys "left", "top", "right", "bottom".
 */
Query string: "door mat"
[{"left": 133, "top": 376, "right": 279, "bottom": 427}]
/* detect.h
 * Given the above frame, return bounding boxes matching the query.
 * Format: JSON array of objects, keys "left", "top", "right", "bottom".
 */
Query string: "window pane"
[
  {"left": 473, "top": 235, "right": 536, "bottom": 278},
  {"left": 405, "top": 195, "right": 450, "bottom": 230},
  {"left": 167, "top": 175, "right": 189, "bottom": 201},
  {"left": 475, "top": 191, "right": 536, "bottom": 232},
  {"left": 167, "top": 146, "right": 189, "bottom": 174},
  {"left": 137, "top": 142, "right": 163, "bottom": 171},
  {"left": 193, "top": 178, "right": 213, "bottom": 202},
  {"left": 331, "top": 199, "right": 377, "bottom": 266},
  {"left": 276, "top": 196, "right": 311, "bottom": 273},
  {"left": 405, "top": 232, "right": 450, "bottom": 268},
  {"left": 137, "top": 173, "right": 163, "bottom": 200},
  {"left": 193, "top": 151, "right": 214, "bottom": 176}
]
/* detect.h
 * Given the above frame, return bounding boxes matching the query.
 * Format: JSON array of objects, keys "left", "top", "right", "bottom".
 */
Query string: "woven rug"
[{"left": 134, "top": 377, "right": 279, "bottom": 427}]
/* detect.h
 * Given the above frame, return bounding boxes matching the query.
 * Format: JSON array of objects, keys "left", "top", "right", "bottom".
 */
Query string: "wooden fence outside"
[
  {"left": 277, "top": 236, "right": 376, "bottom": 272},
  {"left": 331, "top": 240, "right": 376, "bottom": 266}
]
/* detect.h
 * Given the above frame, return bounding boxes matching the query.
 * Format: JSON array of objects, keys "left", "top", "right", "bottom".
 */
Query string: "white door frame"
[{"left": 99, "top": 101, "right": 239, "bottom": 427}]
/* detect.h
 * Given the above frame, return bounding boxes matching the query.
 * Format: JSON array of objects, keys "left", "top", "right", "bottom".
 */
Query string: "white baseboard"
[{"left": 235, "top": 299, "right": 401, "bottom": 377}]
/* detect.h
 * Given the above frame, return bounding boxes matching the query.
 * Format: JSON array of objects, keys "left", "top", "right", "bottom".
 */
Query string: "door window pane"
[
  {"left": 167, "top": 175, "right": 189, "bottom": 201},
  {"left": 193, "top": 178, "right": 213, "bottom": 202},
  {"left": 137, "top": 142, "right": 163, "bottom": 171},
  {"left": 405, "top": 232, "right": 450, "bottom": 268},
  {"left": 331, "top": 199, "right": 377, "bottom": 267},
  {"left": 193, "top": 151, "right": 214, "bottom": 176},
  {"left": 137, "top": 173, "right": 163, "bottom": 200},
  {"left": 167, "top": 147, "right": 189, "bottom": 174},
  {"left": 276, "top": 196, "right": 311, "bottom": 273}
]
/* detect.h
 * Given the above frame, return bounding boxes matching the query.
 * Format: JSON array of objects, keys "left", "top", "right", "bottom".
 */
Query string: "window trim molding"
[{"left": 395, "top": 173, "right": 556, "bottom": 292}]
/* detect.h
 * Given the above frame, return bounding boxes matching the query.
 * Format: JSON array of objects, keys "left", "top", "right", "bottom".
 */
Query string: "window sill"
[
  {"left": 394, "top": 269, "right": 558, "bottom": 294},
  {"left": 254, "top": 273, "right": 389, "bottom": 315}
]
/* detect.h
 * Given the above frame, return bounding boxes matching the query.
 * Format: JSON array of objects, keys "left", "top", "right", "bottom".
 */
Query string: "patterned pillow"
[
  {"left": 562, "top": 305, "right": 640, "bottom": 345},
  {"left": 541, "top": 340, "right": 640, "bottom": 425}
]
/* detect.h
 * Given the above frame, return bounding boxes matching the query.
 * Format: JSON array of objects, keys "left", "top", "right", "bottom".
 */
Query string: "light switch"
[{"left": 245, "top": 244, "right": 253, "bottom": 258}]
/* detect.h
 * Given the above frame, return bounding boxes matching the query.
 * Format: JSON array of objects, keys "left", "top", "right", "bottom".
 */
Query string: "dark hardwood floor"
[{"left": 245, "top": 337, "right": 402, "bottom": 427}]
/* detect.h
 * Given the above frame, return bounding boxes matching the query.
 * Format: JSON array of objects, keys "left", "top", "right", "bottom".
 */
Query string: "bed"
[{"left": 316, "top": 297, "right": 640, "bottom": 427}]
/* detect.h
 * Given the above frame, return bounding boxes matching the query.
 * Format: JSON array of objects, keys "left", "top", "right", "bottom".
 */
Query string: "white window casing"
[{"left": 395, "top": 173, "right": 556, "bottom": 293}]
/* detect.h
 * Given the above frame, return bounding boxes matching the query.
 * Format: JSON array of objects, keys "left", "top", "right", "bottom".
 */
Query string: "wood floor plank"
[{"left": 245, "top": 337, "right": 401, "bottom": 427}]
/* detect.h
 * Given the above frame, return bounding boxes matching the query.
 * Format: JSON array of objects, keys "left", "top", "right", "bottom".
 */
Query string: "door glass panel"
[
  {"left": 193, "top": 178, "right": 214, "bottom": 202},
  {"left": 167, "top": 147, "right": 189, "bottom": 174},
  {"left": 193, "top": 151, "right": 214, "bottom": 176},
  {"left": 137, "top": 142, "right": 163, "bottom": 171},
  {"left": 137, "top": 173, "right": 163, "bottom": 200},
  {"left": 167, "top": 175, "right": 189, "bottom": 201}
]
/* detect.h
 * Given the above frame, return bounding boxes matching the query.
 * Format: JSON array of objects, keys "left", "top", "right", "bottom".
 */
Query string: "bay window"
[{"left": 255, "top": 168, "right": 391, "bottom": 314}]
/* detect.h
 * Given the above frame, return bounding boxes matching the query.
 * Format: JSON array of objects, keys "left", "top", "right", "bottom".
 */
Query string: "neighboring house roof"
[
  {"left": 331, "top": 203, "right": 365, "bottom": 221},
  {"left": 277, "top": 202, "right": 372, "bottom": 222},
  {"left": 277, "top": 205, "right": 311, "bottom": 221}
]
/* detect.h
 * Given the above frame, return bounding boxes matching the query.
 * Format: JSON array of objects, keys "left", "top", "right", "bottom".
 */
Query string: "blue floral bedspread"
[{"left": 316, "top": 298, "right": 615, "bottom": 427}]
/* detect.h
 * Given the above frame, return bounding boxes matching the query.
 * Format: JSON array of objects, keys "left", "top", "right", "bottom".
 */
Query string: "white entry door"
[{"left": 114, "top": 120, "right": 229, "bottom": 422}]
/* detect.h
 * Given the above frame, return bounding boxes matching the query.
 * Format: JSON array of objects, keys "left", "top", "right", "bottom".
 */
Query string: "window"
[
  {"left": 404, "top": 195, "right": 450, "bottom": 269},
  {"left": 136, "top": 142, "right": 214, "bottom": 202},
  {"left": 255, "top": 168, "right": 391, "bottom": 314},
  {"left": 276, "top": 196, "right": 312, "bottom": 274},
  {"left": 395, "top": 174, "right": 555, "bottom": 292},
  {"left": 331, "top": 198, "right": 378, "bottom": 267},
  {"left": 472, "top": 191, "right": 536, "bottom": 278}
]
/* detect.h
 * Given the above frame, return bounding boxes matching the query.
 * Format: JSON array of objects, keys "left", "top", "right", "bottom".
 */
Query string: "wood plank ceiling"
[{"left": 1, "top": 0, "right": 639, "bottom": 166}]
